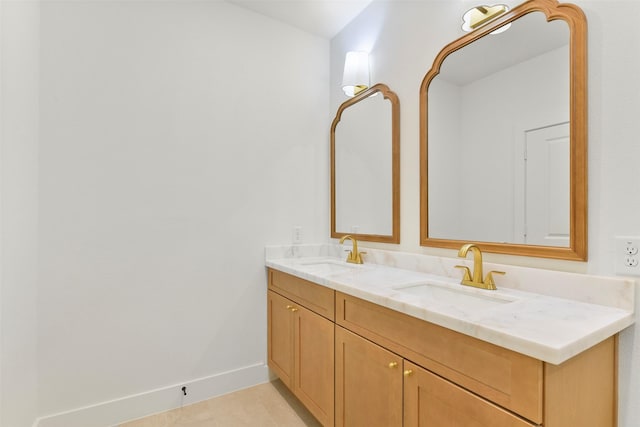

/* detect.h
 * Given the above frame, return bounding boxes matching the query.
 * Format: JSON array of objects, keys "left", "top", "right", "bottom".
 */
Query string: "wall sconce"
[
  {"left": 462, "top": 4, "right": 511, "bottom": 34},
  {"left": 342, "top": 51, "right": 370, "bottom": 97}
]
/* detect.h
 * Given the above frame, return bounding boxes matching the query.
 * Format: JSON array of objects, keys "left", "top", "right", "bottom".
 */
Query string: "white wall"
[
  {"left": 335, "top": 94, "right": 392, "bottom": 234},
  {"left": 0, "top": 0, "right": 40, "bottom": 426},
  {"left": 35, "top": 0, "right": 328, "bottom": 423},
  {"left": 331, "top": 1, "right": 467, "bottom": 253},
  {"left": 3, "top": 0, "right": 638, "bottom": 425},
  {"left": 430, "top": 45, "right": 569, "bottom": 242},
  {"left": 426, "top": 78, "right": 463, "bottom": 239},
  {"left": 331, "top": 1, "right": 640, "bottom": 426}
]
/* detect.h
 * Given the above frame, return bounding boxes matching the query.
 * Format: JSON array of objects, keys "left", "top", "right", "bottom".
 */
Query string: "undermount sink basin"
[
  {"left": 393, "top": 282, "right": 516, "bottom": 312},
  {"left": 297, "top": 259, "right": 360, "bottom": 275}
]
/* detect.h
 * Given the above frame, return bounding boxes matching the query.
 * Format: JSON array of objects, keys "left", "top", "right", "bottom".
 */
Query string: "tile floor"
[{"left": 118, "top": 380, "right": 322, "bottom": 427}]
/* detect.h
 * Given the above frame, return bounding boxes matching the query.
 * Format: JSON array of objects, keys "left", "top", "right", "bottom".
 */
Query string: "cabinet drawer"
[
  {"left": 404, "top": 361, "right": 537, "bottom": 427},
  {"left": 268, "top": 269, "right": 335, "bottom": 320},
  {"left": 336, "top": 292, "right": 543, "bottom": 424}
]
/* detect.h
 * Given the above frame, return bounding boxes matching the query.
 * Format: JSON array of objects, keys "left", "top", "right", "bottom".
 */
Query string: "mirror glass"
[
  {"left": 420, "top": 0, "right": 587, "bottom": 260},
  {"left": 332, "top": 84, "right": 400, "bottom": 243}
]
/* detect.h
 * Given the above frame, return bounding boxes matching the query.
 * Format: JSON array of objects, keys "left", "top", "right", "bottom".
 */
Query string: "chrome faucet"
[
  {"left": 455, "top": 243, "right": 504, "bottom": 290},
  {"left": 339, "top": 235, "right": 366, "bottom": 264}
]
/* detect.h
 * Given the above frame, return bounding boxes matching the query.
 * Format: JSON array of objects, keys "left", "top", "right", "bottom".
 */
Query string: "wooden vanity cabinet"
[
  {"left": 267, "top": 290, "right": 295, "bottom": 387},
  {"left": 335, "top": 326, "right": 403, "bottom": 427},
  {"left": 267, "top": 270, "right": 617, "bottom": 427},
  {"left": 335, "top": 325, "right": 536, "bottom": 427},
  {"left": 335, "top": 291, "right": 543, "bottom": 423},
  {"left": 267, "top": 270, "right": 335, "bottom": 427},
  {"left": 404, "top": 360, "right": 536, "bottom": 427},
  {"left": 335, "top": 291, "right": 617, "bottom": 427}
]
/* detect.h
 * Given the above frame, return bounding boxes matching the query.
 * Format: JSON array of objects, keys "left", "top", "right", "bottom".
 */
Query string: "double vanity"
[
  {"left": 295, "top": 0, "right": 633, "bottom": 425},
  {"left": 265, "top": 244, "right": 634, "bottom": 427}
]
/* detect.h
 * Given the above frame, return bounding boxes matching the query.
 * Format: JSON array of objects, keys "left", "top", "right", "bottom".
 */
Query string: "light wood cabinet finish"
[
  {"left": 267, "top": 289, "right": 335, "bottom": 426},
  {"left": 267, "top": 290, "right": 294, "bottom": 388},
  {"left": 404, "top": 360, "right": 536, "bottom": 427},
  {"left": 544, "top": 337, "right": 617, "bottom": 427},
  {"left": 335, "top": 326, "right": 403, "bottom": 427},
  {"left": 269, "top": 269, "right": 335, "bottom": 320},
  {"left": 267, "top": 270, "right": 618, "bottom": 427},
  {"left": 294, "top": 302, "right": 335, "bottom": 426},
  {"left": 336, "top": 291, "right": 543, "bottom": 423},
  {"left": 335, "top": 291, "right": 617, "bottom": 427}
]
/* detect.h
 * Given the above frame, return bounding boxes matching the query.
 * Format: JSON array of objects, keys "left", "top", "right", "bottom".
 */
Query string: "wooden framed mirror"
[
  {"left": 420, "top": 0, "right": 587, "bottom": 260},
  {"left": 332, "top": 83, "right": 400, "bottom": 243}
]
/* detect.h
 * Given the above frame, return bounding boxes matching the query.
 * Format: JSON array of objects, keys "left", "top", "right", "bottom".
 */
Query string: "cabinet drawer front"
[
  {"left": 336, "top": 292, "right": 543, "bottom": 423},
  {"left": 268, "top": 269, "right": 335, "bottom": 320},
  {"left": 404, "top": 361, "right": 537, "bottom": 427}
]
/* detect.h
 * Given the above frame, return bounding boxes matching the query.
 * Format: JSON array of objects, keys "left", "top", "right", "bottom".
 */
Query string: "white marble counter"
[{"left": 265, "top": 245, "right": 635, "bottom": 365}]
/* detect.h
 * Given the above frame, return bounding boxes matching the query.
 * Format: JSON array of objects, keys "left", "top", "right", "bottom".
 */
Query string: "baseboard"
[{"left": 34, "top": 362, "right": 270, "bottom": 427}]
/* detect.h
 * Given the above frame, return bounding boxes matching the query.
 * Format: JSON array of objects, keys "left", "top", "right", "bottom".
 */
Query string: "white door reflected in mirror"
[
  {"left": 427, "top": 12, "right": 570, "bottom": 246},
  {"left": 523, "top": 122, "right": 570, "bottom": 247},
  {"left": 420, "top": 0, "right": 587, "bottom": 260}
]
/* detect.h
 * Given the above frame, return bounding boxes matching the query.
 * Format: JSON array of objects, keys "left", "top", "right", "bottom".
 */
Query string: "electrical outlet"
[
  {"left": 615, "top": 236, "right": 640, "bottom": 276},
  {"left": 292, "top": 226, "right": 303, "bottom": 244}
]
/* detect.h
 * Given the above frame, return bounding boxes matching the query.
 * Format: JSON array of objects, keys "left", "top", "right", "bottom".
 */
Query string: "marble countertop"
[{"left": 265, "top": 250, "right": 635, "bottom": 365}]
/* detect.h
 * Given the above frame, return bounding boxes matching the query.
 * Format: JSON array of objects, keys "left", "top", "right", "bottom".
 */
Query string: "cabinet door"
[
  {"left": 294, "top": 305, "right": 335, "bottom": 427},
  {"left": 267, "top": 290, "right": 294, "bottom": 389},
  {"left": 335, "top": 326, "right": 402, "bottom": 427},
  {"left": 403, "top": 361, "right": 536, "bottom": 427}
]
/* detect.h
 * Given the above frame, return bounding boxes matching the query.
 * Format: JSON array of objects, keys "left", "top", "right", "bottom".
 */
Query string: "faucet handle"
[
  {"left": 484, "top": 270, "right": 505, "bottom": 290},
  {"left": 344, "top": 249, "right": 354, "bottom": 260},
  {"left": 347, "top": 250, "right": 366, "bottom": 264},
  {"left": 355, "top": 251, "right": 367, "bottom": 263},
  {"left": 454, "top": 265, "right": 472, "bottom": 282}
]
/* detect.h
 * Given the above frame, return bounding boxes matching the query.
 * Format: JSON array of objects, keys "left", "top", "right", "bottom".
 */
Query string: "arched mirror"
[
  {"left": 332, "top": 83, "right": 400, "bottom": 243},
  {"left": 420, "top": 0, "right": 587, "bottom": 260}
]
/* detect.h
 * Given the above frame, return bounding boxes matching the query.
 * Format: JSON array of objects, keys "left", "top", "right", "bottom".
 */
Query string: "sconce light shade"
[
  {"left": 462, "top": 4, "right": 511, "bottom": 34},
  {"left": 342, "top": 51, "right": 370, "bottom": 97}
]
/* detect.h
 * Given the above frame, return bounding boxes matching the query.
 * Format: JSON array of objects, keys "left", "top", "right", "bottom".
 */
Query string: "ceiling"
[
  {"left": 227, "top": 0, "right": 374, "bottom": 39},
  {"left": 226, "top": 1, "right": 567, "bottom": 83},
  {"left": 440, "top": 11, "right": 569, "bottom": 85}
]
